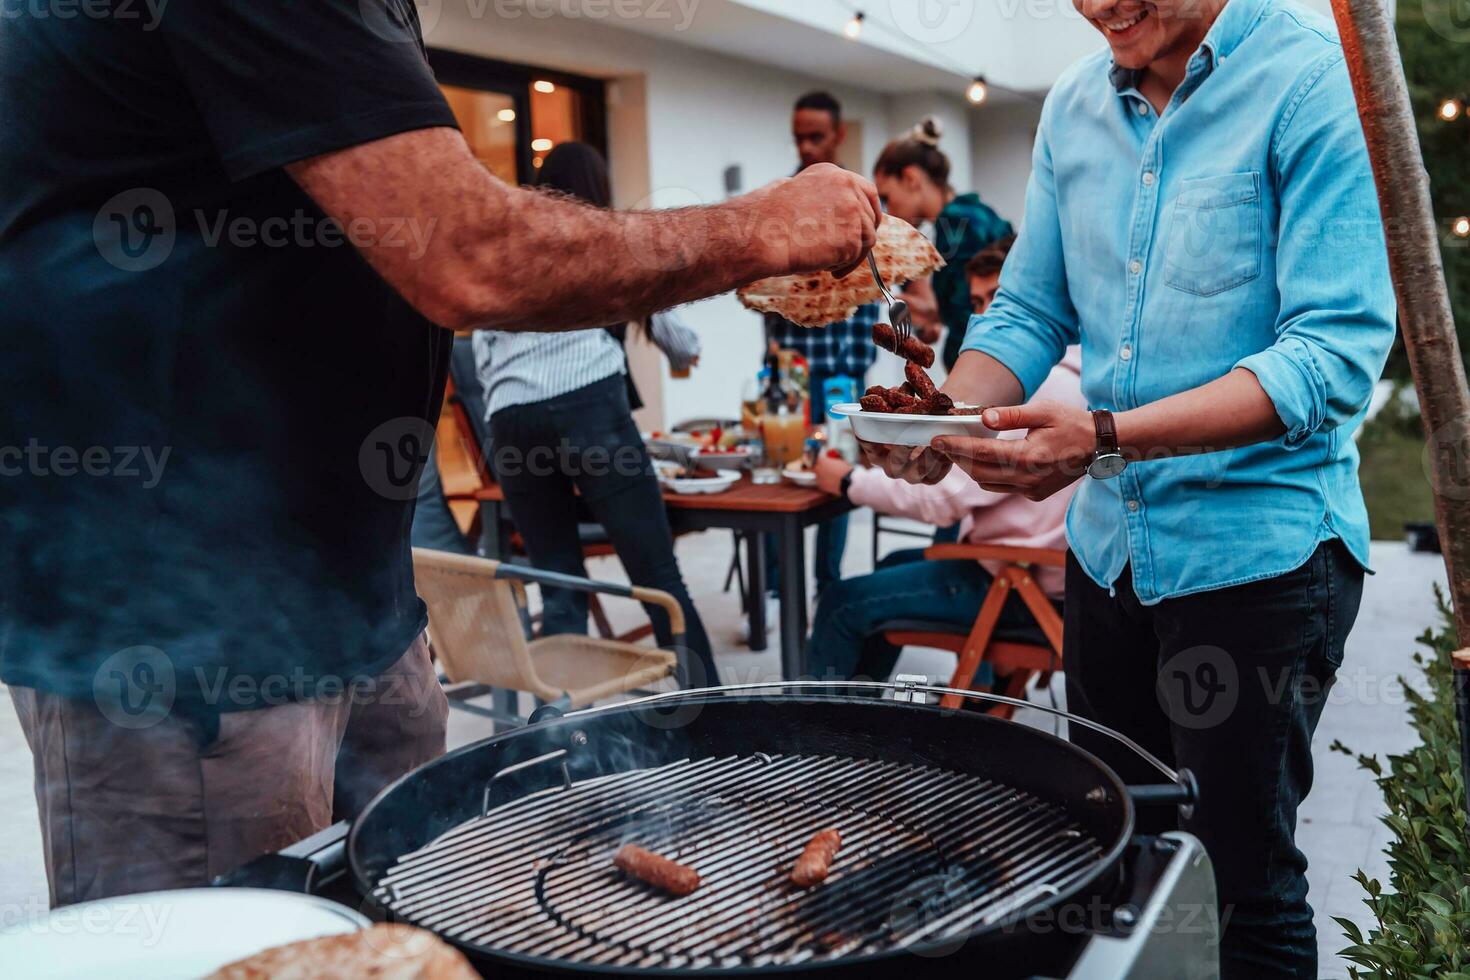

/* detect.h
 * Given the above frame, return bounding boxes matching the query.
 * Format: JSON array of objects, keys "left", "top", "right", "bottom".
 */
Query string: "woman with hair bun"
[{"left": 874, "top": 117, "right": 1013, "bottom": 370}]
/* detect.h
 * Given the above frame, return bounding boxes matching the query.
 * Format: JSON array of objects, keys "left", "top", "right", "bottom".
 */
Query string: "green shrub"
[{"left": 1332, "top": 590, "right": 1470, "bottom": 977}]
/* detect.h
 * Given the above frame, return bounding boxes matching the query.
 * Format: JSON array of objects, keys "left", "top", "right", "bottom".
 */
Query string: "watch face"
[{"left": 1089, "top": 453, "right": 1127, "bottom": 480}]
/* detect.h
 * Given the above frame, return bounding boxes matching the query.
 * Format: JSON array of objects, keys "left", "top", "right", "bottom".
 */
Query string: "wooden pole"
[{"left": 1329, "top": 0, "right": 1470, "bottom": 825}]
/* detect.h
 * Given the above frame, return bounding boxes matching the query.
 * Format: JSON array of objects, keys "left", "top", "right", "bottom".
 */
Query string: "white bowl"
[
  {"left": 662, "top": 473, "right": 741, "bottom": 495},
  {"left": 783, "top": 463, "right": 817, "bottom": 487},
  {"left": 830, "top": 403, "right": 997, "bottom": 448}
]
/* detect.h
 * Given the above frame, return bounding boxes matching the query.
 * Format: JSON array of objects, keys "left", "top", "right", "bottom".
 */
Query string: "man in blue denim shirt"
[{"left": 868, "top": 0, "right": 1393, "bottom": 975}]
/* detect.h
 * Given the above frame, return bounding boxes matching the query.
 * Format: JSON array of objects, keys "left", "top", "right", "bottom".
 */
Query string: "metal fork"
[{"left": 868, "top": 252, "right": 912, "bottom": 342}]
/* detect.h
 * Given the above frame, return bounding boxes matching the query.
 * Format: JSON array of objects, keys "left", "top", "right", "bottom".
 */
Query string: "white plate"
[
  {"left": 0, "top": 888, "right": 369, "bottom": 979},
  {"left": 783, "top": 465, "right": 817, "bottom": 486},
  {"left": 663, "top": 473, "right": 741, "bottom": 495},
  {"left": 830, "top": 403, "right": 997, "bottom": 448}
]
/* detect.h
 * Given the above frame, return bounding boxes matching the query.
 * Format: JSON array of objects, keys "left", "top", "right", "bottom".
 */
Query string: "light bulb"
[
  {"left": 967, "top": 77, "right": 989, "bottom": 105},
  {"left": 1439, "top": 99, "right": 1462, "bottom": 122},
  {"left": 497, "top": 108, "right": 517, "bottom": 122},
  {"left": 1453, "top": 216, "right": 1470, "bottom": 239},
  {"left": 844, "top": 12, "right": 864, "bottom": 39},
  {"left": 533, "top": 80, "right": 556, "bottom": 94},
  {"left": 532, "top": 138, "right": 554, "bottom": 152}
]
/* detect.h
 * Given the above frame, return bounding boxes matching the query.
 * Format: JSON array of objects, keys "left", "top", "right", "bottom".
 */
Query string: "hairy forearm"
[
  {"left": 289, "top": 128, "right": 876, "bottom": 333},
  {"left": 447, "top": 181, "right": 775, "bottom": 331},
  {"left": 941, "top": 349, "right": 1026, "bottom": 408},
  {"left": 1116, "top": 368, "right": 1285, "bottom": 459}
]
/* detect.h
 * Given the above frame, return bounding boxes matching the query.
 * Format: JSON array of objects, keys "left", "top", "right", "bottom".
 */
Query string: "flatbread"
[
  {"left": 205, "top": 923, "right": 478, "bottom": 980},
  {"left": 737, "top": 215, "right": 945, "bottom": 327}
]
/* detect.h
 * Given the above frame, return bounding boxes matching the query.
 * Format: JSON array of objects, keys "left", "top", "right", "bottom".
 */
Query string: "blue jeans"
[
  {"left": 806, "top": 549, "right": 1037, "bottom": 681},
  {"left": 1064, "top": 541, "right": 1363, "bottom": 980}
]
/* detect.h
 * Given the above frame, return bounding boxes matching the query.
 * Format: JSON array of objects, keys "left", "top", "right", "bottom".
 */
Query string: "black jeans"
[
  {"left": 490, "top": 375, "right": 717, "bottom": 687},
  {"left": 1064, "top": 540, "right": 1362, "bottom": 980}
]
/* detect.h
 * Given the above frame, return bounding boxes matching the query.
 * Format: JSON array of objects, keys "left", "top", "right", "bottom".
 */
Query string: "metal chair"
[
  {"left": 413, "top": 549, "right": 679, "bottom": 726},
  {"left": 877, "top": 544, "right": 1066, "bottom": 718}
]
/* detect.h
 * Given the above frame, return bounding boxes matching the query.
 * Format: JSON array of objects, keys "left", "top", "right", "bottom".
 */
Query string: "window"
[{"left": 429, "top": 50, "right": 607, "bottom": 185}]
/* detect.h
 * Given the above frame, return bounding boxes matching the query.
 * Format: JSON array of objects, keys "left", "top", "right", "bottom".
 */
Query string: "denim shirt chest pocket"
[{"left": 1162, "top": 171, "right": 1262, "bottom": 296}]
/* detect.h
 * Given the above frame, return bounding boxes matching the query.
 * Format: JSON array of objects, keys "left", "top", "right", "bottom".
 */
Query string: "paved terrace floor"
[{"left": 0, "top": 511, "right": 1445, "bottom": 976}]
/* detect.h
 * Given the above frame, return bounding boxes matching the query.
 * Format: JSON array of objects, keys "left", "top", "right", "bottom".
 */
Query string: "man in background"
[
  {"left": 966, "top": 234, "right": 1016, "bottom": 318},
  {"left": 753, "top": 92, "right": 881, "bottom": 629}
]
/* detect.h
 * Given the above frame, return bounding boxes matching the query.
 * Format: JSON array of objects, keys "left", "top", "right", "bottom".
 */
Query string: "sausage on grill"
[
  {"left": 791, "top": 829, "right": 843, "bottom": 887},
  {"left": 613, "top": 844, "right": 701, "bottom": 897}
]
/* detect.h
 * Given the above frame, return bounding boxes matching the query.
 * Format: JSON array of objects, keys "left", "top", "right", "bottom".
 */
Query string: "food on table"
[
  {"left": 736, "top": 216, "right": 945, "bottom": 327},
  {"left": 791, "top": 828, "right": 843, "bottom": 887},
  {"left": 205, "top": 923, "right": 477, "bottom": 979},
  {"left": 613, "top": 843, "right": 701, "bottom": 896}
]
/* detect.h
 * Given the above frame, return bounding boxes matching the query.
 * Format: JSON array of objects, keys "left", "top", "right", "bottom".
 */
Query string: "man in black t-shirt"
[{"left": 0, "top": 1, "right": 881, "bottom": 904}]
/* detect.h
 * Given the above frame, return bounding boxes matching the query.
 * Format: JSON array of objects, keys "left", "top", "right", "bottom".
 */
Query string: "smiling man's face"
[{"left": 1073, "top": 0, "right": 1219, "bottom": 71}]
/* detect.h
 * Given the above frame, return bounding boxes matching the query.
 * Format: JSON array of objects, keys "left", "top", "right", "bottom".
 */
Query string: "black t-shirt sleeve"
[{"left": 160, "top": 0, "right": 459, "bottom": 181}]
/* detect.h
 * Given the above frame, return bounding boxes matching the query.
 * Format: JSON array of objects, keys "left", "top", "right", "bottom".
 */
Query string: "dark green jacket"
[{"left": 933, "top": 193, "right": 1013, "bottom": 369}]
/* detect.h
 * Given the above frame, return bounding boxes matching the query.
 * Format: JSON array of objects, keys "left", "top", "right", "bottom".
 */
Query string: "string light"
[
  {"left": 497, "top": 108, "right": 517, "bottom": 122},
  {"left": 967, "top": 76, "right": 989, "bottom": 105},
  {"left": 533, "top": 80, "right": 556, "bottom": 94},
  {"left": 1453, "top": 216, "right": 1470, "bottom": 239},
  {"left": 1439, "top": 98, "right": 1463, "bottom": 122},
  {"left": 532, "top": 138, "right": 554, "bottom": 152},
  {"left": 844, "top": 11, "right": 864, "bottom": 39}
]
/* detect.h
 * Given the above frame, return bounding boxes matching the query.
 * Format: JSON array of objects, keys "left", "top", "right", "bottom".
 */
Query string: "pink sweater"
[{"left": 847, "top": 349, "right": 1086, "bottom": 598}]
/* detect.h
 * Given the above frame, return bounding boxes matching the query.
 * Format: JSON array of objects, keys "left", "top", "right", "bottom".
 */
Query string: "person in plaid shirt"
[
  {"left": 763, "top": 304, "right": 881, "bottom": 391},
  {"left": 754, "top": 93, "right": 882, "bottom": 618}
]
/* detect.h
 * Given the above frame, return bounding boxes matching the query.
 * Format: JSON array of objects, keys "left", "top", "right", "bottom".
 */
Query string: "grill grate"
[{"left": 373, "top": 753, "right": 1103, "bottom": 971}]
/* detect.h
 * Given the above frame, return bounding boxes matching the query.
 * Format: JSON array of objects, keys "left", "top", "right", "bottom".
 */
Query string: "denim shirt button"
[
  {"left": 1127, "top": 499, "right": 1141, "bottom": 513},
  {"left": 1120, "top": 344, "right": 1133, "bottom": 361},
  {"left": 1135, "top": 101, "right": 1148, "bottom": 116},
  {"left": 1142, "top": 171, "right": 1156, "bottom": 187},
  {"left": 1129, "top": 259, "right": 1143, "bottom": 275}
]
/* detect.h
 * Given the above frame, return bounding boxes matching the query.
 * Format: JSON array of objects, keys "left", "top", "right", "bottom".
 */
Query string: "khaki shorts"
[{"left": 10, "top": 635, "right": 447, "bottom": 907}]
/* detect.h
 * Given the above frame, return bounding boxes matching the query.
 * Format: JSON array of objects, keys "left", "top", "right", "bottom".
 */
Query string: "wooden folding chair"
[
  {"left": 879, "top": 544, "right": 1066, "bottom": 718},
  {"left": 413, "top": 549, "right": 679, "bottom": 724}
]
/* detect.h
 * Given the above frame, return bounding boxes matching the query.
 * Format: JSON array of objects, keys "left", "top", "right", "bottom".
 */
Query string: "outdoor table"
[{"left": 472, "top": 476, "right": 853, "bottom": 680}]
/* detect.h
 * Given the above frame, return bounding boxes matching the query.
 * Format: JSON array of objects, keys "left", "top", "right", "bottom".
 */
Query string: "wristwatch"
[
  {"left": 1087, "top": 410, "right": 1128, "bottom": 481},
  {"left": 838, "top": 469, "right": 855, "bottom": 502}
]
